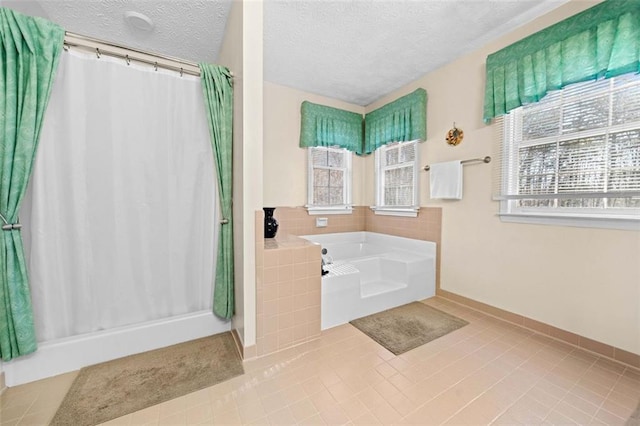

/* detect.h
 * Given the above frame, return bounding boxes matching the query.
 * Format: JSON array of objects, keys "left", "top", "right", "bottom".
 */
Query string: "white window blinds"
[
  {"left": 495, "top": 73, "right": 640, "bottom": 214},
  {"left": 307, "top": 146, "right": 352, "bottom": 213},
  {"left": 373, "top": 140, "right": 419, "bottom": 216}
]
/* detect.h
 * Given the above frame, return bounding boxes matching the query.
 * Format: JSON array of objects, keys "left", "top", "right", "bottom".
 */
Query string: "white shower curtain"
[{"left": 21, "top": 50, "right": 218, "bottom": 343}]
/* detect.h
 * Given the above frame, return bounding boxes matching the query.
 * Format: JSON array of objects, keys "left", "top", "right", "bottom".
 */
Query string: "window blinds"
[{"left": 494, "top": 74, "right": 640, "bottom": 207}]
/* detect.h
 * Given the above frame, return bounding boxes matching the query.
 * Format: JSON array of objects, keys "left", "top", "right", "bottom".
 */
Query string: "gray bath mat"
[
  {"left": 50, "top": 331, "right": 243, "bottom": 426},
  {"left": 350, "top": 302, "right": 468, "bottom": 355}
]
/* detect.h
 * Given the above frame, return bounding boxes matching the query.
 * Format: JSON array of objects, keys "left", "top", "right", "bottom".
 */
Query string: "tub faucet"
[{"left": 321, "top": 248, "right": 331, "bottom": 276}]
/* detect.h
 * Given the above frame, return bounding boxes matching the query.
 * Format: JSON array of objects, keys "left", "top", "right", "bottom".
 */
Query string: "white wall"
[
  {"left": 263, "top": 81, "right": 366, "bottom": 207},
  {"left": 362, "top": 1, "right": 640, "bottom": 354}
]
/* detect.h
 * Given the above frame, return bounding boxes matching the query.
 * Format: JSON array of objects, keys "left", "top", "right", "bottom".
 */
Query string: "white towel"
[{"left": 429, "top": 161, "right": 463, "bottom": 200}]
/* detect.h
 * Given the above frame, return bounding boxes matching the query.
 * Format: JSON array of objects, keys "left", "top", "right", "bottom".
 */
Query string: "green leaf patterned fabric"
[
  {"left": 364, "top": 88, "right": 427, "bottom": 154},
  {"left": 299, "top": 101, "right": 364, "bottom": 155},
  {"left": 484, "top": 0, "right": 640, "bottom": 123},
  {"left": 0, "top": 8, "right": 64, "bottom": 361},
  {"left": 199, "top": 63, "right": 235, "bottom": 320}
]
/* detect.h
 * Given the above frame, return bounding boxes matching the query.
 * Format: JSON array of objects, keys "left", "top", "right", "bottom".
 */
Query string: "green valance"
[
  {"left": 299, "top": 101, "right": 364, "bottom": 155},
  {"left": 363, "top": 88, "right": 427, "bottom": 155},
  {"left": 483, "top": 0, "right": 640, "bottom": 123}
]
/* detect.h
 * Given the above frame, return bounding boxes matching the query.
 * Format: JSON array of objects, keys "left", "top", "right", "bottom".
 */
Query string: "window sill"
[
  {"left": 370, "top": 206, "right": 419, "bottom": 217},
  {"left": 499, "top": 212, "right": 640, "bottom": 231},
  {"left": 306, "top": 206, "right": 353, "bottom": 215}
]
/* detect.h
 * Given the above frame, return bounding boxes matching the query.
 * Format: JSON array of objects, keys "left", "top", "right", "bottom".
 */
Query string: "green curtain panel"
[
  {"left": 0, "top": 8, "right": 64, "bottom": 360},
  {"left": 299, "top": 101, "right": 364, "bottom": 155},
  {"left": 364, "top": 88, "right": 427, "bottom": 154},
  {"left": 484, "top": 0, "right": 640, "bottom": 122},
  {"left": 199, "top": 63, "right": 235, "bottom": 320}
]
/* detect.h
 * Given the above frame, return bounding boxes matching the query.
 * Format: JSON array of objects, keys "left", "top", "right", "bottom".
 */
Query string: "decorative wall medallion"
[{"left": 445, "top": 124, "right": 464, "bottom": 146}]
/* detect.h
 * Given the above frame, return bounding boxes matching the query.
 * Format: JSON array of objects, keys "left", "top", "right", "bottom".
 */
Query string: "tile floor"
[{"left": 1, "top": 297, "right": 638, "bottom": 425}]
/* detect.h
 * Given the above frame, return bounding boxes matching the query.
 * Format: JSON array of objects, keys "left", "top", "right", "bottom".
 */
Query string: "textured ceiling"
[
  {"left": 264, "top": 0, "right": 569, "bottom": 106},
  {"left": 2, "top": 0, "right": 569, "bottom": 106},
  {"left": 2, "top": 0, "right": 232, "bottom": 63}
]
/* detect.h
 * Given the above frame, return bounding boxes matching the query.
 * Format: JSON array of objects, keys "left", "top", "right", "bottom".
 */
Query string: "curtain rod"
[{"left": 63, "top": 31, "right": 234, "bottom": 79}]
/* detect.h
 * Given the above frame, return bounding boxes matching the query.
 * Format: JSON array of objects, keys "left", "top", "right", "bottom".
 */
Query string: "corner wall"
[
  {"left": 217, "top": 0, "right": 263, "bottom": 348},
  {"left": 263, "top": 82, "right": 366, "bottom": 207},
  {"left": 363, "top": 1, "right": 640, "bottom": 355}
]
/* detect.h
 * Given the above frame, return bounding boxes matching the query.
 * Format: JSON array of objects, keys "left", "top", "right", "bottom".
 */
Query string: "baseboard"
[
  {"left": 231, "top": 329, "right": 257, "bottom": 361},
  {"left": 436, "top": 289, "right": 640, "bottom": 370}
]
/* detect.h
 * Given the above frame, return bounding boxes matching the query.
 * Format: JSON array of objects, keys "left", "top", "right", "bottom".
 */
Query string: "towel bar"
[{"left": 424, "top": 156, "right": 491, "bottom": 171}]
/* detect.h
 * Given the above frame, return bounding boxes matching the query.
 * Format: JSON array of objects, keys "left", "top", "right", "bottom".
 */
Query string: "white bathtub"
[
  {"left": 301, "top": 232, "right": 436, "bottom": 329},
  {"left": 2, "top": 311, "right": 230, "bottom": 386}
]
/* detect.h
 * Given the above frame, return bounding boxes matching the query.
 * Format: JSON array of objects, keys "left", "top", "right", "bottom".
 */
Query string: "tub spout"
[
  {"left": 321, "top": 248, "right": 333, "bottom": 265},
  {"left": 321, "top": 248, "right": 332, "bottom": 276}
]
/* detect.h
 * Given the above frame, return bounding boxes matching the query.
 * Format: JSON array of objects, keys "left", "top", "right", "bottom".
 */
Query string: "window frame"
[
  {"left": 498, "top": 75, "right": 640, "bottom": 231},
  {"left": 306, "top": 146, "right": 353, "bottom": 215},
  {"left": 371, "top": 140, "right": 420, "bottom": 217}
]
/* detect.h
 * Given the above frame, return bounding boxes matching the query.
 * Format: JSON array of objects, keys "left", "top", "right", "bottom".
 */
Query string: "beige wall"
[
  {"left": 217, "top": 0, "right": 263, "bottom": 347},
  {"left": 362, "top": 1, "right": 640, "bottom": 354},
  {"left": 240, "top": 0, "right": 263, "bottom": 347},
  {"left": 217, "top": 0, "right": 246, "bottom": 342},
  {"left": 263, "top": 81, "right": 366, "bottom": 207}
]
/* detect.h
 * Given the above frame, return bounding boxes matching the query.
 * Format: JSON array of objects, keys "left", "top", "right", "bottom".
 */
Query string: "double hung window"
[
  {"left": 498, "top": 73, "right": 640, "bottom": 229},
  {"left": 373, "top": 140, "right": 419, "bottom": 216},
  {"left": 306, "top": 146, "right": 352, "bottom": 215}
]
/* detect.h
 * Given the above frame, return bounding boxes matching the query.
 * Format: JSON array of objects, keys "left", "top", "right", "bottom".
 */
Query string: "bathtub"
[
  {"left": 2, "top": 311, "right": 230, "bottom": 386},
  {"left": 301, "top": 232, "right": 436, "bottom": 329}
]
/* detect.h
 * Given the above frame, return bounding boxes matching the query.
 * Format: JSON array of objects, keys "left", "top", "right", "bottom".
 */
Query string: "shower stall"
[{"left": 3, "top": 49, "right": 229, "bottom": 386}]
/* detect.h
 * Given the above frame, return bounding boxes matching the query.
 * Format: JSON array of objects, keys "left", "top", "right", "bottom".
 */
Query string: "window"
[
  {"left": 372, "top": 140, "right": 419, "bottom": 217},
  {"left": 306, "top": 146, "right": 352, "bottom": 215},
  {"left": 498, "top": 73, "right": 640, "bottom": 230}
]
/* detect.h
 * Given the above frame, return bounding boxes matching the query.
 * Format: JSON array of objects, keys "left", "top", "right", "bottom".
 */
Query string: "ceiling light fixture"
[{"left": 124, "top": 11, "right": 154, "bottom": 32}]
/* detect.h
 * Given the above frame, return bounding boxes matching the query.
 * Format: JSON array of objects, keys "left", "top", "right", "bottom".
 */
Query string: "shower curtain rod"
[{"left": 63, "top": 31, "right": 234, "bottom": 79}]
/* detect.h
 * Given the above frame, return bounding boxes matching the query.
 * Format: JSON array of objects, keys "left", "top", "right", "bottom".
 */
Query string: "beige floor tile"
[
  {"left": 288, "top": 398, "right": 318, "bottom": 423},
  {"left": 212, "top": 407, "right": 242, "bottom": 425},
  {"left": 3, "top": 296, "right": 637, "bottom": 426},
  {"left": 368, "top": 400, "right": 402, "bottom": 424},
  {"left": 237, "top": 400, "right": 267, "bottom": 424},
  {"left": 15, "top": 410, "right": 54, "bottom": 426},
  {"left": 185, "top": 402, "right": 213, "bottom": 425},
  {"left": 593, "top": 408, "right": 626, "bottom": 425},
  {"left": 266, "top": 406, "right": 296, "bottom": 425},
  {"left": 338, "top": 396, "right": 369, "bottom": 421},
  {"left": 351, "top": 411, "right": 382, "bottom": 425},
  {"left": 302, "top": 413, "right": 326, "bottom": 425}
]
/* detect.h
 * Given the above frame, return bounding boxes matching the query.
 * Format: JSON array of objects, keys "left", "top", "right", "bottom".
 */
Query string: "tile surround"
[
  {"left": 256, "top": 211, "right": 322, "bottom": 358},
  {"left": 250, "top": 206, "right": 444, "bottom": 359},
  {"left": 272, "top": 206, "right": 443, "bottom": 288}
]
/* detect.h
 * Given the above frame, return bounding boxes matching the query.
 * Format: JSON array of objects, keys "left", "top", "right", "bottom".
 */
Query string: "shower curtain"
[{"left": 21, "top": 49, "right": 219, "bottom": 342}]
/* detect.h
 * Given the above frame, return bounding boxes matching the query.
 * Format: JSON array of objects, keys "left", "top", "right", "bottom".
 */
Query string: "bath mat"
[
  {"left": 50, "top": 331, "right": 243, "bottom": 426},
  {"left": 350, "top": 302, "right": 468, "bottom": 355}
]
